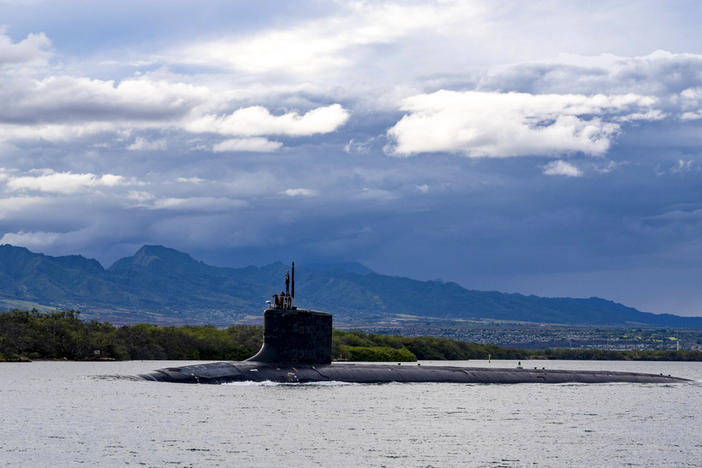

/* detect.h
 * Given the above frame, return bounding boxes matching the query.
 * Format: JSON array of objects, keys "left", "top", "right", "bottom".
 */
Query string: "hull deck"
[{"left": 140, "top": 361, "right": 689, "bottom": 385}]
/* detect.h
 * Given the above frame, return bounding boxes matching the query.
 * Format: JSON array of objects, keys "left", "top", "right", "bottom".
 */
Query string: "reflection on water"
[{"left": 1, "top": 360, "right": 700, "bottom": 466}]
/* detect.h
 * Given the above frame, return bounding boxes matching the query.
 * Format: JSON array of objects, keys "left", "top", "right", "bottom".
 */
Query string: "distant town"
[{"left": 344, "top": 321, "right": 702, "bottom": 351}]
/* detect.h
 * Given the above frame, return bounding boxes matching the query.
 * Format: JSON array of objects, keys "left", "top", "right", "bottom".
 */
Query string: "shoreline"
[
  {"left": 4, "top": 310, "right": 702, "bottom": 363},
  {"left": 4, "top": 356, "right": 702, "bottom": 364}
]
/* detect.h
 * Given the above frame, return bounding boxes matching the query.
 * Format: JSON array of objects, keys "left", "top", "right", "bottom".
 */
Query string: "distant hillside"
[{"left": 1, "top": 244, "right": 701, "bottom": 328}]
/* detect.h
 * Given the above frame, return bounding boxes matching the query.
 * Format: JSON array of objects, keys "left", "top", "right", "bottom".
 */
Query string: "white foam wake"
[{"left": 221, "top": 380, "right": 357, "bottom": 386}]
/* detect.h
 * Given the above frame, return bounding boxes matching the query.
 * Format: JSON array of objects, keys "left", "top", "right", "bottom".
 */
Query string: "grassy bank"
[{"left": 2, "top": 310, "right": 702, "bottom": 362}]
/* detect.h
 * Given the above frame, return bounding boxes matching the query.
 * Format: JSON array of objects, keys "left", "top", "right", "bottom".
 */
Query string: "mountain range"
[{"left": 1, "top": 243, "right": 701, "bottom": 328}]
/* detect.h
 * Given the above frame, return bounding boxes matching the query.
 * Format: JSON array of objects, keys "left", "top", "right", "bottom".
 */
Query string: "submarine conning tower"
[{"left": 247, "top": 262, "right": 333, "bottom": 365}]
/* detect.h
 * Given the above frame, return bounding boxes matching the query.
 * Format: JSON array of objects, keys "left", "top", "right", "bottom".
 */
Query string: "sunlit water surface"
[{"left": 1, "top": 360, "right": 700, "bottom": 467}]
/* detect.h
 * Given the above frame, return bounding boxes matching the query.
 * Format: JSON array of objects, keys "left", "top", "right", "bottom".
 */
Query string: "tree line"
[{"left": 2, "top": 309, "right": 702, "bottom": 362}]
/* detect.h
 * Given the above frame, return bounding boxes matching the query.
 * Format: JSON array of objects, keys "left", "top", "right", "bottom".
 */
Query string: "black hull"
[{"left": 140, "top": 361, "right": 689, "bottom": 385}]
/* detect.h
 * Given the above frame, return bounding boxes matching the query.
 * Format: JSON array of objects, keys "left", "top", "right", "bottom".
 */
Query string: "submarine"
[{"left": 141, "top": 263, "right": 688, "bottom": 385}]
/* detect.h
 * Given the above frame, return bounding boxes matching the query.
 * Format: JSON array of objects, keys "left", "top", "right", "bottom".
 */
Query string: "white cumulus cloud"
[
  {"left": 387, "top": 90, "right": 659, "bottom": 158},
  {"left": 188, "top": 104, "right": 349, "bottom": 137},
  {"left": 6, "top": 170, "right": 125, "bottom": 194},
  {"left": 543, "top": 160, "right": 583, "bottom": 177},
  {"left": 0, "top": 30, "right": 50, "bottom": 65},
  {"left": 212, "top": 137, "right": 283, "bottom": 153},
  {"left": 281, "top": 188, "right": 317, "bottom": 197}
]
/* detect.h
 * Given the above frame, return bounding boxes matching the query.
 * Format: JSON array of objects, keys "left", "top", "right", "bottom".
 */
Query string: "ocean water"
[{"left": 1, "top": 360, "right": 700, "bottom": 467}]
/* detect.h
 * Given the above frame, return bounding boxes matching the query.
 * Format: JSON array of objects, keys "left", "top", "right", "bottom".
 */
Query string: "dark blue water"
[{"left": 1, "top": 360, "right": 700, "bottom": 466}]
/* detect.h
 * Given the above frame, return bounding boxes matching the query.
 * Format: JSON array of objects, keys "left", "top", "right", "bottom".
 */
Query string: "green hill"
[{"left": 1, "top": 244, "right": 701, "bottom": 328}]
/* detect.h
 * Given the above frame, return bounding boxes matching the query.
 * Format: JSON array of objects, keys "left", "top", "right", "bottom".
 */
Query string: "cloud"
[
  {"left": 387, "top": 90, "right": 659, "bottom": 157},
  {"left": 680, "top": 87, "right": 702, "bottom": 120},
  {"left": 356, "top": 187, "right": 397, "bottom": 201},
  {"left": 4, "top": 18, "right": 700, "bottom": 159},
  {"left": 0, "top": 74, "right": 211, "bottom": 143},
  {"left": 126, "top": 190, "right": 154, "bottom": 203},
  {"left": 481, "top": 51, "right": 702, "bottom": 105},
  {"left": 0, "top": 196, "right": 47, "bottom": 219},
  {"left": 127, "top": 137, "right": 166, "bottom": 151},
  {"left": 594, "top": 160, "right": 620, "bottom": 174},
  {"left": 187, "top": 104, "right": 350, "bottom": 137},
  {"left": 124, "top": 192, "right": 247, "bottom": 211},
  {"left": 0, "top": 64, "right": 349, "bottom": 148},
  {"left": 0, "top": 75, "right": 211, "bottom": 125},
  {"left": 212, "top": 137, "right": 283, "bottom": 153},
  {"left": 344, "top": 137, "right": 377, "bottom": 154},
  {"left": 0, "top": 122, "right": 115, "bottom": 142},
  {"left": 173, "top": 2, "right": 480, "bottom": 76},
  {"left": 175, "top": 177, "right": 204, "bottom": 184},
  {"left": 150, "top": 197, "right": 247, "bottom": 211},
  {"left": 6, "top": 170, "right": 125, "bottom": 194},
  {"left": 281, "top": 188, "right": 317, "bottom": 197},
  {"left": 670, "top": 159, "right": 698, "bottom": 174},
  {"left": 0, "top": 30, "right": 50, "bottom": 65},
  {"left": 0, "top": 230, "right": 62, "bottom": 249},
  {"left": 543, "top": 160, "right": 583, "bottom": 177}
]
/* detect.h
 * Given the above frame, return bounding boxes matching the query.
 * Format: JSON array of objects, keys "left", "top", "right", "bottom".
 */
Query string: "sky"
[{"left": 1, "top": 0, "right": 702, "bottom": 316}]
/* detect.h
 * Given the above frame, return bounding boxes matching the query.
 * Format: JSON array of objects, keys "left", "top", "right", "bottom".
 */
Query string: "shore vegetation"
[{"left": 2, "top": 310, "right": 702, "bottom": 362}]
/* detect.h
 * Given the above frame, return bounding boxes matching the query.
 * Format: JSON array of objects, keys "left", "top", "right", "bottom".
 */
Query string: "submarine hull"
[
  {"left": 140, "top": 361, "right": 689, "bottom": 385},
  {"left": 140, "top": 273, "right": 689, "bottom": 385}
]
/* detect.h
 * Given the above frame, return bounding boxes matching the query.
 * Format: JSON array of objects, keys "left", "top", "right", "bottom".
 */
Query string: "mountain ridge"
[{"left": 1, "top": 243, "right": 701, "bottom": 328}]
